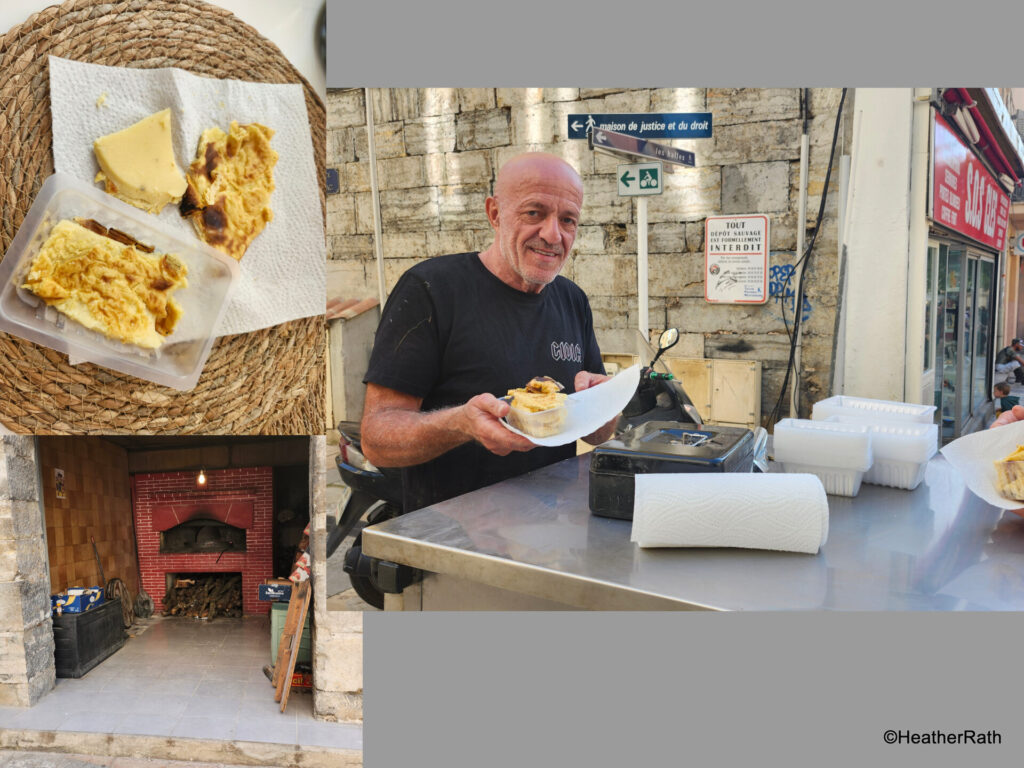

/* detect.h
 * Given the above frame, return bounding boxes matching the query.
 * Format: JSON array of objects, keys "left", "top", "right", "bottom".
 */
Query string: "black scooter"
[
  {"left": 329, "top": 423, "right": 404, "bottom": 609},
  {"left": 620, "top": 327, "right": 703, "bottom": 432},
  {"left": 327, "top": 328, "right": 741, "bottom": 608}
]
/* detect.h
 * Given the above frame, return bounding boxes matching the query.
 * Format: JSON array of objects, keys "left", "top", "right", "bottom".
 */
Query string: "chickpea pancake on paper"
[
  {"left": 21, "top": 218, "right": 188, "bottom": 349},
  {"left": 179, "top": 121, "right": 278, "bottom": 261}
]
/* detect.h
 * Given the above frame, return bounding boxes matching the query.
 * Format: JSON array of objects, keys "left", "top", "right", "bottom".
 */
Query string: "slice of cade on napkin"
[{"left": 47, "top": 56, "right": 325, "bottom": 359}]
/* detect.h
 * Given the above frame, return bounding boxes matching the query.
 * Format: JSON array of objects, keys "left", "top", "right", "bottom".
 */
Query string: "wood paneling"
[{"left": 39, "top": 437, "right": 138, "bottom": 597}]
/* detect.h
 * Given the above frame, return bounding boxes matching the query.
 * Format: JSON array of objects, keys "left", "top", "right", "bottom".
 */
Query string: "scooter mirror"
[{"left": 658, "top": 328, "right": 679, "bottom": 351}]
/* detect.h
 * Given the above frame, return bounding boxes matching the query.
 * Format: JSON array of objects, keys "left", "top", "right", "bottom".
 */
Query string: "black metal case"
[
  {"left": 52, "top": 597, "right": 125, "bottom": 678},
  {"left": 589, "top": 421, "right": 755, "bottom": 520}
]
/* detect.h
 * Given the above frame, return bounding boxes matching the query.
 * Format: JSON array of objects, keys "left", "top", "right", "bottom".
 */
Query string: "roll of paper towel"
[{"left": 631, "top": 473, "right": 829, "bottom": 554}]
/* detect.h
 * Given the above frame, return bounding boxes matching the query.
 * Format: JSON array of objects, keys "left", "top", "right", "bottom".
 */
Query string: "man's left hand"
[
  {"left": 574, "top": 370, "right": 611, "bottom": 392},
  {"left": 576, "top": 370, "right": 619, "bottom": 445}
]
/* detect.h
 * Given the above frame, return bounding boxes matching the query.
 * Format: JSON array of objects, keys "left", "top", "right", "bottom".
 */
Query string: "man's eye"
[{"left": 562, "top": 218, "right": 577, "bottom": 227}]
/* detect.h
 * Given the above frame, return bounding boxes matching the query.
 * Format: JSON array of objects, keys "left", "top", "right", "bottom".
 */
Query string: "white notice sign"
[{"left": 704, "top": 215, "right": 770, "bottom": 304}]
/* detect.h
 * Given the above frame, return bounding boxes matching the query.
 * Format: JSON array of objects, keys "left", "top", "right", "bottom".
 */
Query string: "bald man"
[{"left": 360, "top": 153, "right": 618, "bottom": 512}]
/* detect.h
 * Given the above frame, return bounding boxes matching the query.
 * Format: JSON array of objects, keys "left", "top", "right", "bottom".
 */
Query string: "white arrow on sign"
[{"left": 571, "top": 120, "right": 583, "bottom": 131}]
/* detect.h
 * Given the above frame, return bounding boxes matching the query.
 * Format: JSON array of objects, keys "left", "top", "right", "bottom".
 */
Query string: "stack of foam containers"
[
  {"left": 811, "top": 396, "right": 938, "bottom": 491},
  {"left": 772, "top": 418, "right": 873, "bottom": 496}
]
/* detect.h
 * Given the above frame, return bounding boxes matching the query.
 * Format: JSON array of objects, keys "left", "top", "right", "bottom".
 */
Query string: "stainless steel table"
[{"left": 361, "top": 453, "right": 1024, "bottom": 610}]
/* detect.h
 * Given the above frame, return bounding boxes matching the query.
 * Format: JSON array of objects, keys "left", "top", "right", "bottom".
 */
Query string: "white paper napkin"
[
  {"left": 48, "top": 56, "right": 325, "bottom": 344},
  {"left": 631, "top": 473, "right": 830, "bottom": 554},
  {"left": 500, "top": 364, "right": 641, "bottom": 447},
  {"left": 939, "top": 420, "right": 1024, "bottom": 509}
]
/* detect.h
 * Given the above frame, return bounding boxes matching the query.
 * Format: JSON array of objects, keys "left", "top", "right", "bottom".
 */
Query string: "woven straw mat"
[{"left": 0, "top": 0, "right": 326, "bottom": 435}]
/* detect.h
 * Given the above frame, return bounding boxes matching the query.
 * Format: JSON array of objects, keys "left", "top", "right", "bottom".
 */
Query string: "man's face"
[{"left": 487, "top": 162, "right": 583, "bottom": 293}]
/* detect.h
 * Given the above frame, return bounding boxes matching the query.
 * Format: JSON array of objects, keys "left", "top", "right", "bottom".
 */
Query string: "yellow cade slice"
[{"left": 93, "top": 108, "right": 187, "bottom": 214}]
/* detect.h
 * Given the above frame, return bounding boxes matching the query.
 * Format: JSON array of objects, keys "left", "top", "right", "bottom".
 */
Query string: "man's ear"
[{"left": 485, "top": 196, "right": 500, "bottom": 231}]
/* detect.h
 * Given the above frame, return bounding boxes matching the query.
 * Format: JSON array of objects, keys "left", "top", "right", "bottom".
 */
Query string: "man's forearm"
[{"left": 361, "top": 405, "right": 471, "bottom": 467}]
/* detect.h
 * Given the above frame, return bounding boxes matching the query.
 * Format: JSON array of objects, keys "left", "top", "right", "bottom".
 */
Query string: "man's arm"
[
  {"left": 574, "top": 370, "right": 620, "bottom": 446},
  {"left": 360, "top": 383, "right": 537, "bottom": 468}
]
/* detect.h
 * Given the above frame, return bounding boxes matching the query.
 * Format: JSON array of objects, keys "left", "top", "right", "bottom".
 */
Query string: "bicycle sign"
[{"left": 617, "top": 162, "right": 663, "bottom": 196}]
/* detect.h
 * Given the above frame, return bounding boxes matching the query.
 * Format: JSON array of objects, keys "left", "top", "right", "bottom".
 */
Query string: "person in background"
[
  {"left": 994, "top": 338, "right": 1024, "bottom": 384},
  {"left": 994, "top": 382, "right": 1020, "bottom": 415}
]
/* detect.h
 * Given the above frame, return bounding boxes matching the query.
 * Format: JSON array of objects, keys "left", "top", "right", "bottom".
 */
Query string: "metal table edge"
[{"left": 362, "top": 526, "right": 723, "bottom": 611}]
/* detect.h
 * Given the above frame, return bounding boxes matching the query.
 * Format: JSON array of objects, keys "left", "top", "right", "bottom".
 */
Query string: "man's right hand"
[
  {"left": 360, "top": 383, "right": 536, "bottom": 467},
  {"left": 461, "top": 393, "right": 536, "bottom": 456}
]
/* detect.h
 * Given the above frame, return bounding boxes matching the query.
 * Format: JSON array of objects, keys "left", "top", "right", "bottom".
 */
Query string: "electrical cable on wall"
[{"left": 765, "top": 88, "right": 848, "bottom": 428}]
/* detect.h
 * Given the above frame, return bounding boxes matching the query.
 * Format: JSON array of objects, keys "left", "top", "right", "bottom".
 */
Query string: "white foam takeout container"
[
  {"left": 825, "top": 415, "right": 938, "bottom": 491},
  {"left": 0, "top": 173, "right": 239, "bottom": 391},
  {"left": 811, "top": 394, "right": 936, "bottom": 424},
  {"left": 773, "top": 418, "right": 873, "bottom": 497}
]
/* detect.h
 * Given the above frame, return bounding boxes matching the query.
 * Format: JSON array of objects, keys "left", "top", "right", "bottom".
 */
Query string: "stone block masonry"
[
  {"left": 0, "top": 437, "right": 55, "bottom": 707},
  {"left": 309, "top": 436, "right": 362, "bottom": 723}
]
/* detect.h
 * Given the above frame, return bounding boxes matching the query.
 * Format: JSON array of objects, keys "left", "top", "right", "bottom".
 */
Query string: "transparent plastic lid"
[{"left": 0, "top": 173, "right": 239, "bottom": 391}]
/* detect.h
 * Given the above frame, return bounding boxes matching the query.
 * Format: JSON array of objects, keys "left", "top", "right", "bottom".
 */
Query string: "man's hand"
[
  {"left": 991, "top": 404, "right": 1024, "bottom": 429},
  {"left": 461, "top": 393, "right": 536, "bottom": 456},
  {"left": 360, "top": 383, "right": 536, "bottom": 467},
  {"left": 575, "top": 370, "right": 620, "bottom": 445},
  {"left": 574, "top": 370, "right": 611, "bottom": 392}
]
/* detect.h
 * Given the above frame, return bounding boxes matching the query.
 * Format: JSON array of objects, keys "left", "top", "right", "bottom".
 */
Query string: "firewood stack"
[{"left": 162, "top": 574, "right": 243, "bottom": 619}]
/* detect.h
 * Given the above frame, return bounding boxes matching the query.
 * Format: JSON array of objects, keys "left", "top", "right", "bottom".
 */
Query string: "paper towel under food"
[
  {"left": 630, "top": 473, "right": 829, "bottom": 554},
  {"left": 48, "top": 56, "right": 325, "bottom": 339}
]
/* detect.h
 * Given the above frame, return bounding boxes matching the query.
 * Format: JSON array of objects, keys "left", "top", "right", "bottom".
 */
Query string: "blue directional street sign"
[
  {"left": 590, "top": 128, "right": 695, "bottom": 168},
  {"left": 568, "top": 112, "right": 712, "bottom": 140}
]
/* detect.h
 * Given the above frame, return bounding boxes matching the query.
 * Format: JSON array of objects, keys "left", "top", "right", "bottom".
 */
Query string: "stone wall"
[
  {"left": 310, "top": 436, "right": 362, "bottom": 722},
  {"left": 327, "top": 87, "right": 850, "bottom": 420},
  {"left": 0, "top": 437, "right": 54, "bottom": 707}
]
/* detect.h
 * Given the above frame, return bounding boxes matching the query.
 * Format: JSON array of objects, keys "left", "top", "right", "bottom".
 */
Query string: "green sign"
[{"left": 617, "top": 161, "right": 663, "bottom": 196}]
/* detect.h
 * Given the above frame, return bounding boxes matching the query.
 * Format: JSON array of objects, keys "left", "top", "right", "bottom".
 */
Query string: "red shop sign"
[{"left": 932, "top": 114, "right": 1010, "bottom": 250}]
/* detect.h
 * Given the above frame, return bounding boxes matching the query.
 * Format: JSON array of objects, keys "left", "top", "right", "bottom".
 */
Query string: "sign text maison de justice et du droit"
[{"left": 568, "top": 113, "right": 712, "bottom": 140}]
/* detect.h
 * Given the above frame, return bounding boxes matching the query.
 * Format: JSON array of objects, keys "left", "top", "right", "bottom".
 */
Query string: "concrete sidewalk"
[{"left": 0, "top": 749, "right": 286, "bottom": 768}]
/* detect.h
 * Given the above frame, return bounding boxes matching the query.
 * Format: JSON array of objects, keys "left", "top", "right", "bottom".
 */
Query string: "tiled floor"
[{"left": 0, "top": 616, "right": 361, "bottom": 751}]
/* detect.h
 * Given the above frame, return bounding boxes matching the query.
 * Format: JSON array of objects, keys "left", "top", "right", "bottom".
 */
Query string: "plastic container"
[
  {"left": 773, "top": 418, "right": 872, "bottom": 496},
  {"left": 0, "top": 173, "right": 239, "bottom": 390},
  {"left": 811, "top": 395, "right": 936, "bottom": 424},
  {"left": 504, "top": 398, "right": 569, "bottom": 437},
  {"left": 826, "top": 416, "right": 938, "bottom": 490}
]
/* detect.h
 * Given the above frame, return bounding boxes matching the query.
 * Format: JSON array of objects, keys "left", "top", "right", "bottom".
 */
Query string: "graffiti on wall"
[{"left": 768, "top": 264, "right": 812, "bottom": 323}]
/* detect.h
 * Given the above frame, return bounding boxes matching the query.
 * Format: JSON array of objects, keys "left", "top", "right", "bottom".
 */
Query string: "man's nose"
[{"left": 539, "top": 213, "right": 561, "bottom": 243}]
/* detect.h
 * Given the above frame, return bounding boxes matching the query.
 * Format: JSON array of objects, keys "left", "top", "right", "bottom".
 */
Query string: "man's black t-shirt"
[{"left": 364, "top": 253, "right": 605, "bottom": 512}]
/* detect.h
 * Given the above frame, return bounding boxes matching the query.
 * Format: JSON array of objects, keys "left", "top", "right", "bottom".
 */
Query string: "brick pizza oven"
[{"left": 133, "top": 467, "right": 273, "bottom": 615}]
